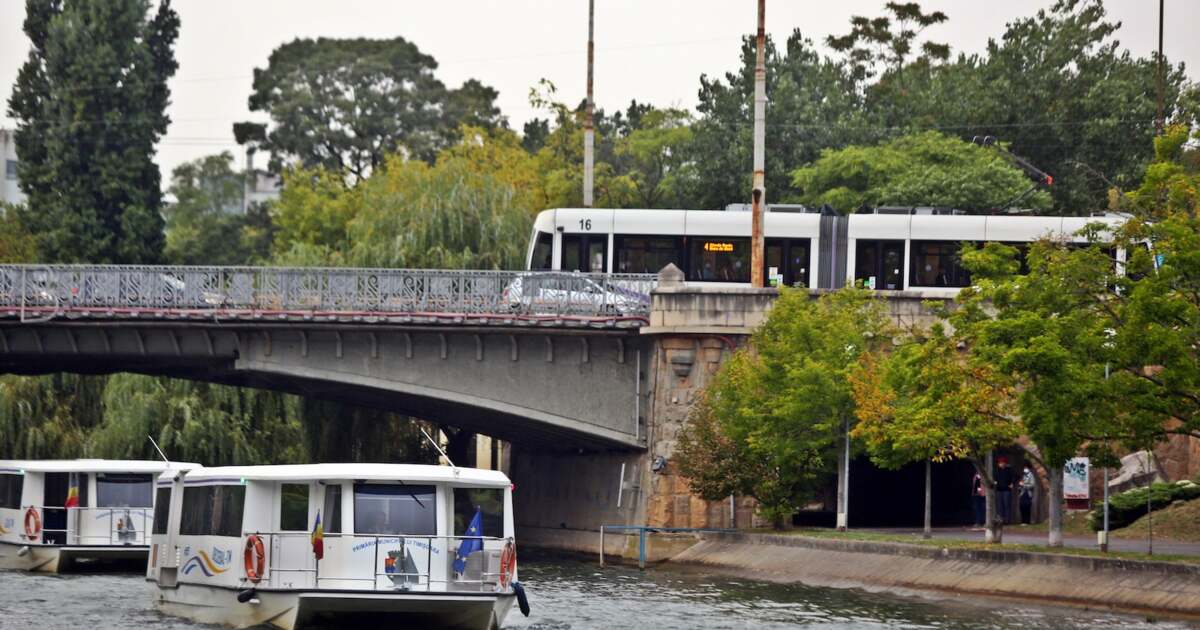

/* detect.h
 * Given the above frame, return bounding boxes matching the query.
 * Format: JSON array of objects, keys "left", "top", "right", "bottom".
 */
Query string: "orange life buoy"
[
  {"left": 498, "top": 541, "right": 516, "bottom": 589},
  {"left": 23, "top": 507, "right": 41, "bottom": 540},
  {"left": 243, "top": 534, "right": 265, "bottom": 583}
]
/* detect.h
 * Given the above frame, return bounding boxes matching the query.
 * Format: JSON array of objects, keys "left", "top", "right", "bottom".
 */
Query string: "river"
[{"left": 0, "top": 551, "right": 1187, "bottom": 629}]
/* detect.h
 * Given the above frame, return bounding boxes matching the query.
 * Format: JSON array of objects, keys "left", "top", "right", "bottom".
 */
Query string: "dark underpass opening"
[{"left": 796, "top": 456, "right": 979, "bottom": 528}]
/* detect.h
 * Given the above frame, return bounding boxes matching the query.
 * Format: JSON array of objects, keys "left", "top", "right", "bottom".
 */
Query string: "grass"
[
  {"left": 1022, "top": 510, "right": 1093, "bottom": 537},
  {"left": 746, "top": 526, "right": 1200, "bottom": 565},
  {"left": 1113, "top": 498, "right": 1200, "bottom": 542}
]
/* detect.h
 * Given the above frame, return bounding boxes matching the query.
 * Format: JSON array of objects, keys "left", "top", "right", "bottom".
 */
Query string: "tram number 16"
[{"left": 578, "top": 219, "right": 592, "bottom": 231}]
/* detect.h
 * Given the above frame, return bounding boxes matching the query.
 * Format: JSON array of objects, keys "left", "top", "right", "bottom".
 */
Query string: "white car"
[{"left": 504, "top": 273, "right": 650, "bottom": 316}]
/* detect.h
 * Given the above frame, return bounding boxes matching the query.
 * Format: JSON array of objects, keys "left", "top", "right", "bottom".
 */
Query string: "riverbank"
[{"left": 522, "top": 526, "right": 1200, "bottom": 620}]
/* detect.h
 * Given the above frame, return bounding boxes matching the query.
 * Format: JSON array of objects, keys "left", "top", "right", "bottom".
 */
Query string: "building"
[{"left": 0, "top": 129, "right": 25, "bottom": 206}]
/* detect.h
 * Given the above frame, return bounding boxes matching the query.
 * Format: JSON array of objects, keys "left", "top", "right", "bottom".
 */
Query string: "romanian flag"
[
  {"left": 311, "top": 510, "right": 324, "bottom": 560},
  {"left": 64, "top": 474, "right": 80, "bottom": 509}
]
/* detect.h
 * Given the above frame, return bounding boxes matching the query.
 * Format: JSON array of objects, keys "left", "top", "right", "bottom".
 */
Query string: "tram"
[
  {"left": 149, "top": 463, "right": 527, "bottom": 630},
  {"left": 526, "top": 207, "right": 1129, "bottom": 296},
  {"left": 0, "top": 459, "right": 198, "bottom": 572}
]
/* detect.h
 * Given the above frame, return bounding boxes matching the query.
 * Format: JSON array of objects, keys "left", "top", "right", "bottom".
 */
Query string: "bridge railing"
[{"left": 0, "top": 265, "right": 658, "bottom": 321}]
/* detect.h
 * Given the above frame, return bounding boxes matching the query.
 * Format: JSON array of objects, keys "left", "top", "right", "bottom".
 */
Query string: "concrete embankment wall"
[{"left": 523, "top": 528, "right": 1200, "bottom": 619}]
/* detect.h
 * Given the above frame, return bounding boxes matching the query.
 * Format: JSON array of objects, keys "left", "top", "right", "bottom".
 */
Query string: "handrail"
[
  {"left": 19, "top": 505, "right": 152, "bottom": 546},
  {"left": 0, "top": 265, "right": 657, "bottom": 322},
  {"left": 243, "top": 530, "right": 513, "bottom": 593}
]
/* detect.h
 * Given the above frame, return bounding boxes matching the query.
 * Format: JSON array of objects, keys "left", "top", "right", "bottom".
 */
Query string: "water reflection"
[{"left": 0, "top": 551, "right": 1184, "bottom": 629}]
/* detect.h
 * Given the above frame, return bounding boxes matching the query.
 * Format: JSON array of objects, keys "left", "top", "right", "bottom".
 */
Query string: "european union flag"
[{"left": 453, "top": 507, "right": 483, "bottom": 575}]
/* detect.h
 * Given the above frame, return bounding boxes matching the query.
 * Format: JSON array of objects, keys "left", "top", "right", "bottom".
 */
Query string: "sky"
[{"left": 1, "top": 0, "right": 1198, "bottom": 181}]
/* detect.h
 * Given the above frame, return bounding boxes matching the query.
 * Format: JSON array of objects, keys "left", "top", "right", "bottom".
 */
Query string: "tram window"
[
  {"left": 615, "top": 235, "right": 683, "bottom": 274},
  {"left": 562, "top": 234, "right": 607, "bottom": 273},
  {"left": 910, "top": 241, "right": 972, "bottom": 288},
  {"left": 688, "top": 237, "right": 750, "bottom": 282},
  {"left": 530, "top": 231, "right": 553, "bottom": 270},
  {"left": 354, "top": 484, "right": 436, "bottom": 536},
  {"left": 453, "top": 487, "right": 504, "bottom": 538},
  {"left": 180, "top": 485, "right": 245, "bottom": 537},
  {"left": 855, "top": 240, "right": 904, "bottom": 290},
  {"left": 323, "top": 483, "right": 342, "bottom": 534},
  {"left": 0, "top": 473, "right": 21, "bottom": 509},
  {"left": 96, "top": 473, "right": 153, "bottom": 508},
  {"left": 153, "top": 487, "right": 171, "bottom": 535},
  {"left": 279, "top": 484, "right": 309, "bottom": 531}
]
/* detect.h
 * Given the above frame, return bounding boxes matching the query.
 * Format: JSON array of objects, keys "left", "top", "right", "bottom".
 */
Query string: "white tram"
[
  {"left": 527, "top": 207, "right": 1130, "bottom": 296},
  {"left": 0, "top": 459, "right": 198, "bottom": 572},
  {"left": 149, "top": 463, "right": 525, "bottom": 630}
]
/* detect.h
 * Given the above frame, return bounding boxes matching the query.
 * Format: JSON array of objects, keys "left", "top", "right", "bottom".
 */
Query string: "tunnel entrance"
[{"left": 847, "top": 456, "right": 978, "bottom": 527}]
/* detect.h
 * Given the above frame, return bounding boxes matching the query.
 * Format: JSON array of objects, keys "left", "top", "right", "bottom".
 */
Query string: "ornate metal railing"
[{"left": 0, "top": 265, "right": 657, "bottom": 324}]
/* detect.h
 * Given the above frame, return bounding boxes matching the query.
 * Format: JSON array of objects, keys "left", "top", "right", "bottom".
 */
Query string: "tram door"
[
  {"left": 855, "top": 240, "right": 905, "bottom": 290},
  {"left": 561, "top": 234, "right": 608, "bottom": 273},
  {"left": 765, "top": 239, "right": 811, "bottom": 288}
]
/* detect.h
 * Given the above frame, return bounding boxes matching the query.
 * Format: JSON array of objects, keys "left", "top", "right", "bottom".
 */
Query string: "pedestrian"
[
  {"left": 1019, "top": 465, "right": 1035, "bottom": 525},
  {"left": 971, "top": 471, "right": 986, "bottom": 530},
  {"left": 995, "top": 456, "right": 1015, "bottom": 524}
]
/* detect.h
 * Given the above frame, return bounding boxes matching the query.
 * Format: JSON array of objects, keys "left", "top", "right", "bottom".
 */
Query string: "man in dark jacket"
[{"left": 994, "top": 457, "right": 1015, "bottom": 523}]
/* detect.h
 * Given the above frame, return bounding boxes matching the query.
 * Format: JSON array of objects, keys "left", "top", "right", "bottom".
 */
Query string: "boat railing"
[
  {"left": 245, "top": 531, "right": 514, "bottom": 593},
  {"left": 21, "top": 505, "right": 152, "bottom": 546}
]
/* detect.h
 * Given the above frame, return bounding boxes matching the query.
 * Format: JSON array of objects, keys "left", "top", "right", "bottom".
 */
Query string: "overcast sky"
[{"left": 2, "top": 0, "right": 1197, "bottom": 180}]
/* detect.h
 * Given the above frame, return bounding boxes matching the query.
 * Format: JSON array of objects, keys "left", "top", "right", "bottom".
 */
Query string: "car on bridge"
[{"left": 503, "top": 273, "right": 650, "bottom": 317}]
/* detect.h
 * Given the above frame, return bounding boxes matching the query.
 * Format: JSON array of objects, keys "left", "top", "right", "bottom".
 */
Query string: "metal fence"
[{"left": 0, "top": 266, "right": 658, "bottom": 323}]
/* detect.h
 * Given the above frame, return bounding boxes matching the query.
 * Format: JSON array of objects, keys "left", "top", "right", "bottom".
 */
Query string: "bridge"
[
  {"left": 0, "top": 263, "right": 950, "bottom": 553},
  {"left": 0, "top": 265, "right": 656, "bottom": 449}
]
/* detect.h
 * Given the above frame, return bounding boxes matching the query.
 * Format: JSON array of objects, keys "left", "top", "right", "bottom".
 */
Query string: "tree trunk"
[
  {"left": 923, "top": 459, "right": 932, "bottom": 539},
  {"left": 984, "top": 451, "right": 1001, "bottom": 544},
  {"left": 1047, "top": 464, "right": 1064, "bottom": 547}
]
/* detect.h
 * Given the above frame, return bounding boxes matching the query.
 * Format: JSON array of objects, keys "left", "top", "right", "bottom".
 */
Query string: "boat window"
[
  {"left": 180, "top": 485, "right": 246, "bottom": 537},
  {"left": 280, "top": 484, "right": 309, "bottom": 531},
  {"left": 453, "top": 487, "right": 504, "bottom": 538},
  {"left": 530, "top": 231, "right": 553, "bottom": 271},
  {"left": 687, "top": 237, "right": 750, "bottom": 282},
  {"left": 96, "top": 473, "right": 154, "bottom": 508},
  {"left": 910, "top": 241, "right": 973, "bottom": 288},
  {"left": 153, "top": 487, "right": 171, "bottom": 535},
  {"left": 354, "top": 484, "right": 436, "bottom": 536},
  {"left": 615, "top": 235, "right": 683, "bottom": 274},
  {"left": 0, "top": 473, "right": 21, "bottom": 509},
  {"left": 323, "top": 484, "right": 342, "bottom": 534}
]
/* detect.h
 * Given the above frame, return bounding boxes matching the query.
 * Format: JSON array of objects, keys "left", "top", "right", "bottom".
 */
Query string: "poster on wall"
[{"left": 1063, "top": 457, "right": 1090, "bottom": 500}]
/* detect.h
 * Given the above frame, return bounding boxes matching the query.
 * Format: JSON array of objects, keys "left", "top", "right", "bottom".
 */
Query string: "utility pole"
[
  {"left": 1156, "top": 0, "right": 1165, "bottom": 135},
  {"left": 583, "top": 0, "right": 596, "bottom": 207},
  {"left": 750, "top": 0, "right": 766, "bottom": 288}
]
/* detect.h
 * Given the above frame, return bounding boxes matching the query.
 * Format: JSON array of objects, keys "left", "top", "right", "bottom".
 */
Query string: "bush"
[{"left": 1088, "top": 480, "right": 1200, "bottom": 531}]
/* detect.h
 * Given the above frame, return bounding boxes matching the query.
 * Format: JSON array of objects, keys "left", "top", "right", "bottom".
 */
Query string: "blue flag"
[{"left": 453, "top": 508, "right": 483, "bottom": 574}]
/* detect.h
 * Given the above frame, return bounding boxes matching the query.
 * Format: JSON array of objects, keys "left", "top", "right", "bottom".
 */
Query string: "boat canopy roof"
[
  {"left": 168, "top": 463, "right": 511, "bottom": 487},
  {"left": 0, "top": 459, "right": 199, "bottom": 474}
]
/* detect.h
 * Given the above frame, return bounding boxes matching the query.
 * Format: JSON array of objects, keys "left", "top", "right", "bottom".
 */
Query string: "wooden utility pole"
[
  {"left": 1156, "top": 0, "right": 1165, "bottom": 135},
  {"left": 750, "top": 0, "right": 766, "bottom": 287},
  {"left": 583, "top": 0, "right": 596, "bottom": 207}
]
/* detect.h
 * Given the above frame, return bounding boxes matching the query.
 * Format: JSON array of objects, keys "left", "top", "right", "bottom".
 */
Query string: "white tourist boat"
[
  {"left": 148, "top": 463, "right": 529, "bottom": 630},
  {"left": 0, "top": 459, "right": 198, "bottom": 572}
]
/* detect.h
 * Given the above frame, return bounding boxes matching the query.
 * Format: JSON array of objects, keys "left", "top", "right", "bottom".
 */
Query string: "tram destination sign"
[{"left": 703, "top": 242, "right": 735, "bottom": 253}]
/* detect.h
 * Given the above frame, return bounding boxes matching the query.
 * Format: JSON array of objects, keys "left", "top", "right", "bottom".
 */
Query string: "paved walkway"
[{"left": 864, "top": 526, "right": 1200, "bottom": 557}]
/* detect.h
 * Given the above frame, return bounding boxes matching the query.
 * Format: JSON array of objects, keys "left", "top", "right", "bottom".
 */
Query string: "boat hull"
[
  {"left": 0, "top": 540, "right": 147, "bottom": 573},
  {"left": 156, "top": 581, "right": 516, "bottom": 630}
]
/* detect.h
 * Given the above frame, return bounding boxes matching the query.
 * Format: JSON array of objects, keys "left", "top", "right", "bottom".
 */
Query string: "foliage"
[
  {"left": 7, "top": 0, "right": 178, "bottom": 264},
  {"left": 826, "top": 1, "right": 950, "bottom": 85},
  {"left": 246, "top": 37, "right": 503, "bottom": 181},
  {"left": 792, "top": 132, "right": 1052, "bottom": 213},
  {"left": 1122, "top": 125, "right": 1200, "bottom": 219},
  {"left": 0, "top": 375, "right": 105, "bottom": 459},
  {"left": 675, "top": 288, "right": 892, "bottom": 527},
  {"left": 1088, "top": 481, "right": 1200, "bottom": 531},
  {"left": 164, "top": 152, "right": 272, "bottom": 265},
  {"left": 689, "top": 31, "right": 873, "bottom": 209},
  {"left": 0, "top": 206, "right": 37, "bottom": 263}
]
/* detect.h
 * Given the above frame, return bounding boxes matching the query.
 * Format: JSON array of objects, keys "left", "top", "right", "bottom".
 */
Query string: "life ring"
[
  {"left": 243, "top": 535, "right": 265, "bottom": 583},
  {"left": 23, "top": 507, "right": 41, "bottom": 540},
  {"left": 498, "top": 541, "right": 516, "bottom": 589}
]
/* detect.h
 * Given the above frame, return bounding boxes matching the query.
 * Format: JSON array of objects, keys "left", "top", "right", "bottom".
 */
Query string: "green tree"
[
  {"left": 7, "top": 0, "right": 178, "bottom": 263},
  {"left": 675, "top": 288, "right": 892, "bottom": 527},
  {"left": 246, "top": 37, "right": 504, "bottom": 181},
  {"left": 0, "top": 205, "right": 37, "bottom": 263},
  {"left": 164, "top": 152, "right": 270, "bottom": 265},
  {"left": 690, "top": 31, "right": 874, "bottom": 209},
  {"left": 792, "top": 132, "right": 1053, "bottom": 213},
  {"left": 826, "top": 1, "right": 950, "bottom": 86}
]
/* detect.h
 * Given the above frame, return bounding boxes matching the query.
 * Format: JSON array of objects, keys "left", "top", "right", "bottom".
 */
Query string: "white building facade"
[{"left": 0, "top": 129, "right": 25, "bottom": 206}]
